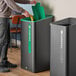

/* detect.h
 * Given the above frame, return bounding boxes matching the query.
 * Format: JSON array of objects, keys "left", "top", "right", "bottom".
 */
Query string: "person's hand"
[
  {"left": 23, "top": 11, "right": 30, "bottom": 17},
  {"left": 30, "top": 14, "right": 34, "bottom": 21}
]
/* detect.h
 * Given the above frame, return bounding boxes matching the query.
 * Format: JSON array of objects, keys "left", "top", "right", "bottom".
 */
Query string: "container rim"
[{"left": 21, "top": 15, "right": 54, "bottom": 22}]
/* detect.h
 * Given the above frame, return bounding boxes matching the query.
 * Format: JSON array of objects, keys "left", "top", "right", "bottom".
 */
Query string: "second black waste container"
[
  {"left": 21, "top": 15, "right": 54, "bottom": 73},
  {"left": 50, "top": 18, "right": 76, "bottom": 76}
]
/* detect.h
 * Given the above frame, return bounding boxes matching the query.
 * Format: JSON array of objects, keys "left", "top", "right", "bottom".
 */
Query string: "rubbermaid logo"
[
  {"left": 28, "top": 25, "right": 31, "bottom": 41},
  {"left": 61, "top": 30, "right": 63, "bottom": 49},
  {"left": 60, "top": 30, "right": 64, "bottom": 63}
]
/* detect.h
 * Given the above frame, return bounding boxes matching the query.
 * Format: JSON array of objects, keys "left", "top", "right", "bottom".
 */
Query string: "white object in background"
[{"left": 17, "top": 3, "right": 35, "bottom": 15}]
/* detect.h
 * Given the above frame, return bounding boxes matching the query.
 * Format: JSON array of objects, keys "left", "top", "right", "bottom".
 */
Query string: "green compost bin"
[{"left": 21, "top": 15, "right": 54, "bottom": 73}]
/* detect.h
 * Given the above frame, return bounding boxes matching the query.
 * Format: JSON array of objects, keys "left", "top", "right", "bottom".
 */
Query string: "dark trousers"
[{"left": 0, "top": 18, "right": 10, "bottom": 63}]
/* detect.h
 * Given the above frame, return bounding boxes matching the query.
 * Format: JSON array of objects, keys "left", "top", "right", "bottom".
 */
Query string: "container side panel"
[
  {"left": 69, "top": 25, "right": 76, "bottom": 76},
  {"left": 35, "top": 17, "right": 53, "bottom": 72},
  {"left": 21, "top": 22, "right": 35, "bottom": 72},
  {"left": 50, "top": 24, "right": 67, "bottom": 76}
]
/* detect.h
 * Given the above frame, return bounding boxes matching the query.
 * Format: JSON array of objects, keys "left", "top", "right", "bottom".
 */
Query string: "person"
[{"left": 0, "top": 0, "right": 36, "bottom": 72}]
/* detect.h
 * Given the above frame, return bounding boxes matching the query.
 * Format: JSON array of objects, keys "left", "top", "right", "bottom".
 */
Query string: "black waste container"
[
  {"left": 50, "top": 18, "right": 76, "bottom": 76},
  {"left": 21, "top": 15, "right": 54, "bottom": 73}
]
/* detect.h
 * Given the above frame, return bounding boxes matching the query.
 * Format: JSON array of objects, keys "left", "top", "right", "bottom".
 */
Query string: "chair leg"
[
  {"left": 15, "top": 33, "right": 17, "bottom": 48},
  {"left": 20, "top": 33, "right": 21, "bottom": 48}
]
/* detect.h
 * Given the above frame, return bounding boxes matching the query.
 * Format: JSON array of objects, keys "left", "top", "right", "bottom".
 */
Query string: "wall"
[
  {"left": 16, "top": 0, "right": 76, "bottom": 20},
  {"left": 40, "top": 0, "right": 76, "bottom": 20}
]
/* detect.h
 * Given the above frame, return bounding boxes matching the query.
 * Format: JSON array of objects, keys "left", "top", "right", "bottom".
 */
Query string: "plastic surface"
[
  {"left": 21, "top": 16, "right": 54, "bottom": 73},
  {"left": 38, "top": 6, "right": 46, "bottom": 19},
  {"left": 32, "top": 2, "right": 46, "bottom": 20},
  {"left": 32, "top": 6, "right": 39, "bottom": 20},
  {"left": 50, "top": 18, "right": 76, "bottom": 76},
  {"left": 35, "top": 2, "right": 40, "bottom": 7},
  {"left": 21, "top": 15, "right": 53, "bottom": 22}
]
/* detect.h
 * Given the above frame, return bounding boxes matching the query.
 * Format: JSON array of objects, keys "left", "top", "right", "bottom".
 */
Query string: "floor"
[{"left": 0, "top": 48, "right": 50, "bottom": 76}]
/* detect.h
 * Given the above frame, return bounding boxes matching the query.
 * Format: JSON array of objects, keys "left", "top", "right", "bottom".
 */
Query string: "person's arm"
[
  {"left": 14, "top": 0, "right": 30, "bottom": 4},
  {"left": 4, "top": 0, "right": 25, "bottom": 13},
  {"left": 14, "top": 0, "right": 36, "bottom": 4}
]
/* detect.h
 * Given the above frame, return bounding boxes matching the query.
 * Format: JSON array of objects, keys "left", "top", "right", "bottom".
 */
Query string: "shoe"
[
  {"left": 5, "top": 61, "right": 17, "bottom": 68},
  {"left": 0, "top": 66, "right": 10, "bottom": 72},
  {"left": 0, "top": 61, "right": 17, "bottom": 68}
]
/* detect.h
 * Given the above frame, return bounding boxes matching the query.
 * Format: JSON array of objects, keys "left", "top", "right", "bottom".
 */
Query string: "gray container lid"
[{"left": 51, "top": 18, "right": 76, "bottom": 26}]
